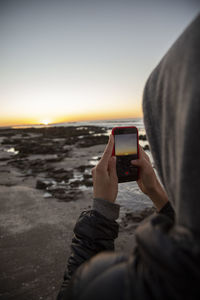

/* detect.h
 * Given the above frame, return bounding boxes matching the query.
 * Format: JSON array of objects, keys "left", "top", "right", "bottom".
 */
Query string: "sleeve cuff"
[
  {"left": 158, "top": 201, "right": 175, "bottom": 221},
  {"left": 92, "top": 198, "right": 120, "bottom": 221}
]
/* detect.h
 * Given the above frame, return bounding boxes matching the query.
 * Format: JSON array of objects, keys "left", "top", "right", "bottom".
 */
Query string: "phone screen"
[
  {"left": 113, "top": 128, "right": 138, "bottom": 182},
  {"left": 115, "top": 133, "right": 137, "bottom": 157}
]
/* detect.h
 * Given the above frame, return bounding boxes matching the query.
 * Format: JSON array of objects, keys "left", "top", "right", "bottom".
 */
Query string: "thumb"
[
  {"left": 108, "top": 156, "right": 118, "bottom": 179},
  {"left": 131, "top": 159, "right": 142, "bottom": 167}
]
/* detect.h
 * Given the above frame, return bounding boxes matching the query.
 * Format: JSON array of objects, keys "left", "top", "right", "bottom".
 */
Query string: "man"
[{"left": 57, "top": 14, "right": 200, "bottom": 300}]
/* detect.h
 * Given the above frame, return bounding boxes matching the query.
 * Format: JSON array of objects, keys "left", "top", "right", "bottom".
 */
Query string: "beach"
[{"left": 0, "top": 125, "right": 154, "bottom": 300}]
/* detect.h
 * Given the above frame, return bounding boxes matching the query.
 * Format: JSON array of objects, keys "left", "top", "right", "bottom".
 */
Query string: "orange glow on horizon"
[{"left": 0, "top": 107, "right": 143, "bottom": 127}]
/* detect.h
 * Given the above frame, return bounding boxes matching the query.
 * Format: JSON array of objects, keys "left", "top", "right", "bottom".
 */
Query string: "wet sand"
[{"left": 0, "top": 126, "right": 154, "bottom": 300}]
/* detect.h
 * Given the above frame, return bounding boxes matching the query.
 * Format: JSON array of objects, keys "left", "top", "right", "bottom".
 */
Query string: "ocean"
[
  {"left": 53, "top": 117, "right": 144, "bottom": 130},
  {"left": 13, "top": 117, "right": 145, "bottom": 134}
]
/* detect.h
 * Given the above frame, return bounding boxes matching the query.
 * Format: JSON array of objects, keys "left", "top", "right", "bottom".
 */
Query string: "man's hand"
[
  {"left": 131, "top": 145, "right": 158, "bottom": 196},
  {"left": 131, "top": 145, "right": 168, "bottom": 210},
  {"left": 92, "top": 135, "right": 118, "bottom": 203}
]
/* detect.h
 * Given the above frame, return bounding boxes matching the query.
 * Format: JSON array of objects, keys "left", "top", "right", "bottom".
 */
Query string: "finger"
[
  {"left": 131, "top": 159, "right": 142, "bottom": 166},
  {"left": 99, "top": 135, "right": 114, "bottom": 167},
  {"left": 139, "top": 145, "right": 145, "bottom": 158},
  {"left": 131, "top": 152, "right": 151, "bottom": 169},
  {"left": 108, "top": 156, "right": 118, "bottom": 180},
  {"left": 91, "top": 167, "right": 96, "bottom": 180},
  {"left": 139, "top": 144, "right": 150, "bottom": 161},
  {"left": 131, "top": 157, "right": 146, "bottom": 168}
]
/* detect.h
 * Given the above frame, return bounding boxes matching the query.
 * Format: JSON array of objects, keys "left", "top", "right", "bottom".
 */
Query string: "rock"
[
  {"left": 0, "top": 153, "right": 12, "bottom": 161},
  {"left": 52, "top": 192, "right": 68, "bottom": 200},
  {"left": 9, "top": 158, "right": 48, "bottom": 174},
  {"left": 83, "top": 174, "right": 91, "bottom": 180},
  {"left": 69, "top": 180, "right": 82, "bottom": 188},
  {"left": 143, "top": 144, "right": 150, "bottom": 151},
  {"left": 83, "top": 180, "right": 93, "bottom": 187},
  {"left": 36, "top": 180, "right": 51, "bottom": 190},
  {"left": 48, "top": 168, "right": 73, "bottom": 182},
  {"left": 139, "top": 134, "right": 147, "bottom": 141},
  {"left": 77, "top": 135, "right": 108, "bottom": 147},
  {"left": 46, "top": 185, "right": 67, "bottom": 200},
  {"left": 2, "top": 138, "right": 18, "bottom": 145},
  {"left": 56, "top": 190, "right": 82, "bottom": 202},
  {"left": 76, "top": 165, "right": 91, "bottom": 172}
]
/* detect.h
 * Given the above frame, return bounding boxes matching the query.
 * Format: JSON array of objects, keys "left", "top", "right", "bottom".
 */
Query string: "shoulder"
[{"left": 65, "top": 251, "right": 132, "bottom": 300}]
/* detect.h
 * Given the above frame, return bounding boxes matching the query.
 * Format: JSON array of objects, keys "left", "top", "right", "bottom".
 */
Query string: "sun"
[{"left": 41, "top": 119, "right": 50, "bottom": 125}]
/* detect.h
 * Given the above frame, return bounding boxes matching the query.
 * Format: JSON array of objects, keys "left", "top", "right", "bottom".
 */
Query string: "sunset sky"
[
  {"left": 115, "top": 133, "right": 137, "bottom": 156},
  {"left": 1, "top": 0, "right": 199, "bottom": 126}
]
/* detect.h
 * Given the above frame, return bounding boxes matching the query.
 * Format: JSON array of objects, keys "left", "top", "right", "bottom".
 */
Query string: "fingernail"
[{"left": 131, "top": 160, "right": 136, "bottom": 164}]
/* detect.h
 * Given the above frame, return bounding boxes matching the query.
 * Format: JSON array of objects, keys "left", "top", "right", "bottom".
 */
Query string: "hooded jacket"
[{"left": 57, "top": 14, "right": 200, "bottom": 300}]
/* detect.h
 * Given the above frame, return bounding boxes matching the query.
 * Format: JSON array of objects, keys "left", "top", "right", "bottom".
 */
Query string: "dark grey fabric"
[
  {"left": 57, "top": 209, "right": 119, "bottom": 300},
  {"left": 93, "top": 198, "right": 120, "bottom": 220},
  {"left": 57, "top": 202, "right": 175, "bottom": 300},
  {"left": 135, "top": 13, "right": 200, "bottom": 298},
  {"left": 143, "top": 13, "right": 200, "bottom": 235}
]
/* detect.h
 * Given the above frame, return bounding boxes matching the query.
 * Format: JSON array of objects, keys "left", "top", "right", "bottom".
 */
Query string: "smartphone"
[{"left": 112, "top": 126, "right": 139, "bottom": 183}]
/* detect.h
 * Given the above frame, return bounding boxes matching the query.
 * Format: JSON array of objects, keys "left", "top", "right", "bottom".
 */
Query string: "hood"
[{"left": 143, "top": 14, "right": 200, "bottom": 234}]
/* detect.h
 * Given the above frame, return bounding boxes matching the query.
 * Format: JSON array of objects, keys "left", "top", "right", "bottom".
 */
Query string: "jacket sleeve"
[
  {"left": 158, "top": 201, "right": 175, "bottom": 222},
  {"left": 57, "top": 201, "right": 119, "bottom": 300}
]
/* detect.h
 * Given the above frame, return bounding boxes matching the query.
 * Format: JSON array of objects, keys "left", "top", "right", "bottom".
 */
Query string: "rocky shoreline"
[
  {"left": 0, "top": 126, "right": 153, "bottom": 300},
  {"left": 0, "top": 126, "right": 108, "bottom": 202},
  {"left": 0, "top": 126, "right": 149, "bottom": 202}
]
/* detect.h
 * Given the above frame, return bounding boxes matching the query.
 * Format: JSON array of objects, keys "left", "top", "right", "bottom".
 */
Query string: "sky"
[
  {"left": 0, "top": 0, "right": 200, "bottom": 126},
  {"left": 115, "top": 133, "right": 137, "bottom": 156}
]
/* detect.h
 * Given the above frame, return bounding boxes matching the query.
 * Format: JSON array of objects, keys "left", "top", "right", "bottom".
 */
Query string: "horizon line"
[{"left": 0, "top": 116, "right": 143, "bottom": 128}]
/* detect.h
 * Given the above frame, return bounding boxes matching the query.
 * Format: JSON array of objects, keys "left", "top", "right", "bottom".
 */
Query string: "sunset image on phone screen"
[{"left": 115, "top": 134, "right": 137, "bottom": 156}]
